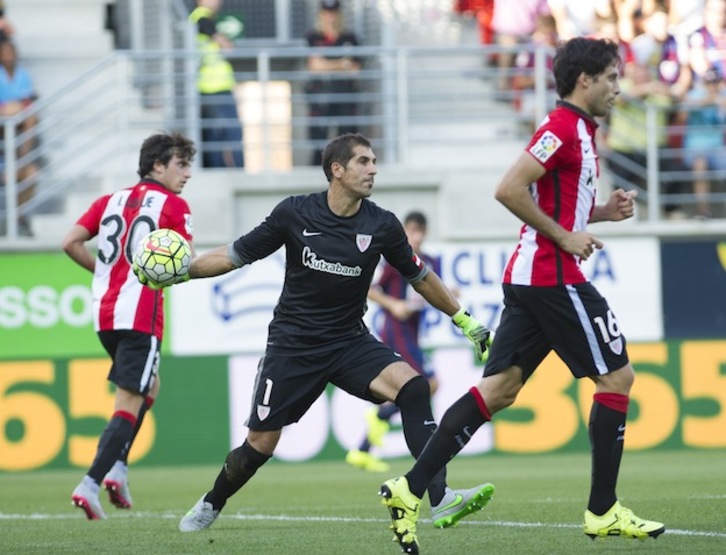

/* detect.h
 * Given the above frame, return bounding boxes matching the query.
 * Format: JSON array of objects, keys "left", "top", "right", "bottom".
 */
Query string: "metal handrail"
[{"left": 4, "top": 41, "right": 726, "bottom": 239}]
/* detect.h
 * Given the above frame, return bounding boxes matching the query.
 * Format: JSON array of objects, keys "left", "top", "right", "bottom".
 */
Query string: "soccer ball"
[{"left": 133, "top": 228, "right": 191, "bottom": 287}]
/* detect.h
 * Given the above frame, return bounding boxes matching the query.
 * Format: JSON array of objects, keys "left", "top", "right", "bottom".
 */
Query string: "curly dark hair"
[
  {"left": 553, "top": 37, "right": 621, "bottom": 99},
  {"left": 137, "top": 131, "right": 196, "bottom": 178},
  {"left": 320, "top": 133, "right": 372, "bottom": 182}
]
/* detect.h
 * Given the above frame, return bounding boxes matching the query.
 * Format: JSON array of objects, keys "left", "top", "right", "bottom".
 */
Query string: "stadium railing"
[{"left": 1, "top": 42, "right": 726, "bottom": 240}]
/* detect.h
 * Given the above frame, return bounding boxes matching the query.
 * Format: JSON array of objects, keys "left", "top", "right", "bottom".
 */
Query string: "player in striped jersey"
[
  {"left": 380, "top": 37, "right": 665, "bottom": 553},
  {"left": 62, "top": 132, "right": 196, "bottom": 520}
]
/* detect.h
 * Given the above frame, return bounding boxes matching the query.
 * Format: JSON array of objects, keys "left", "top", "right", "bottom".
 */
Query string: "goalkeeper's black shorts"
[{"left": 245, "top": 333, "right": 402, "bottom": 431}]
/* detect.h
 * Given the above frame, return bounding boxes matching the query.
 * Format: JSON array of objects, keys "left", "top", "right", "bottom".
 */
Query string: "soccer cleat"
[
  {"left": 365, "top": 407, "right": 390, "bottom": 447},
  {"left": 583, "top": 501, "right": 665, "bottom": 540},
  {"left": 431, "top": 483, "right": 495, "bottom": 528},
  {"left": 71, "top": 478, "right": 107, "bottom": 520},
  {"left": 179, "top": 494, "right": 220, "bottom": 532},
  {"left": 103, "top": 461, "right": 133, "bottom": 509},
  {"left": 379, "top": 476, "right": 420, "bottom": 554},
  {"left": 346, "top": 449, "right": 391, "bottom": 473}
]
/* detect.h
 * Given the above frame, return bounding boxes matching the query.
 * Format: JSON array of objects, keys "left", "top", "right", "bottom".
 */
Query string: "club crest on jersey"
[
  {"left": 356, "top": 234, "right": 372, "bottom": 253},
  {"left": 529, "top": 130, "right": 563, "bottom": 163},
  {"left": 257, "top": 405, "right": 270, "bottom": 421},
  {"left": 609, "top": 337, "right": 623, "bottom": 356}
]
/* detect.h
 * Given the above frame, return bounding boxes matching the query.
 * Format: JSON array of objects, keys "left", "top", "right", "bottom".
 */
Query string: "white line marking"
[{"left": 0, "top": 512, "right": 723, "bottom": 538}]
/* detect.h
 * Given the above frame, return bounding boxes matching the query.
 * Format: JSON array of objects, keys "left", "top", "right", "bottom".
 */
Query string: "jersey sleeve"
[
  {"left": 380, "top": 212, "right": 428, "bottom": 284},
  {"left": 526, "top": 118, "right": 569, "bottom": 172},
  {"left": 159, "top": 196, "right": 194, "bottom": 243},
  {"left": 230, "top": 197, "right": 289, "bottom": 265},
  {"left": 76, "top": 195, "right": 110, "bottom": 237}
]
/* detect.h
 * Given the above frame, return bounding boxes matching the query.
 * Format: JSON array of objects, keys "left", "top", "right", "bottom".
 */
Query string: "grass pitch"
[{"left": 1, "top": 449, "right": 724, "bottom": 554}]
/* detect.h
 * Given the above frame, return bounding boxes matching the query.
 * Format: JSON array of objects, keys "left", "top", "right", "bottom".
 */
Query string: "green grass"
[{"left": 1, "top": 450, "right": 725, "bottom": 554}]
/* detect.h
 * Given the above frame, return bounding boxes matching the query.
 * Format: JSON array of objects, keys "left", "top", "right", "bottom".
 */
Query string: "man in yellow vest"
[{"left": 189, "top": 0, "right": 244, "bottom": 168}]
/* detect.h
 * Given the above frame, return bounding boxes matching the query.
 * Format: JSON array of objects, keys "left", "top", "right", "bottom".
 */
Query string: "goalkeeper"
[{"left": 138, "top": 133, "right": 495, "bottom": 536}]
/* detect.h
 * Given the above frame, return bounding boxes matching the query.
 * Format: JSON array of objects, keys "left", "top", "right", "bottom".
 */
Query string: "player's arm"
[
  {"left": 188, "top": 245, "right": 238, "bottom": 279},
  {"left": 410, "top": 271, "right": 459, "bottom": 316},
  {"left": 496, "top": 152, "right": 603, "bottom": 260},
  {"left": 413, "top": 272, "right": 491, "bottom": 362},
  {"left": 62, "top": 224, "right": 95, "bottom": 273},
  {"left": 368, "top": 285, "right": 414, "bottom": 321},
  {"left": 590, "top": 188, "right": 637, "bottom": 223}
]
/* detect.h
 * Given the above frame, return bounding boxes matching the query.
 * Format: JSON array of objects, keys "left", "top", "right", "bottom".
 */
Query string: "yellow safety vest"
[{"left": 189, "top": 6, "right": 236, "bottom": 94}]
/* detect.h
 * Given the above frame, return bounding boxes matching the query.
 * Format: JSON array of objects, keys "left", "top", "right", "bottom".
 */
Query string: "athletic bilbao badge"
[
  {"left": 356, "top": 234, "right": 372, "bottom": 253},
  {"left": 609, "top": 337, "right": 623, "bottom": 355},
  {"left": 257, "top": 405, "right": 270, "bottom": 421}
]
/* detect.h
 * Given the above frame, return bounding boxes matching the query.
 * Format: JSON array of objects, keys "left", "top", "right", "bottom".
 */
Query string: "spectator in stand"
[
  {"left": 189, "top": 0, "right": 244, "bottom": 168},
  {"left": 687, "top": 0, "right": 726, "bottom": 83},
  {"left": 454, "top": 1, "right": 495, "bottom": 52},
  {"left": 679, "top": 66, "right": 726, "bottom": 219},
  {"left": 605, "top": 55, "right": 683, "bottom": 218},
  {"left": 304, "top": 0, "right": 362, "bottom": 166},
  {"left": 663, "top": 0, "right": 706, "bottom": 99},
  {"left": 491, "top": 0, "right": 551, "bottom": 96},
  {"left": 547, "top": 0, "right": 610, "bottom": 41},
  {"left": 510, "top": 13, "right": 558, "bottom": 126},
  {"left": 0, "top": 1, "right": 14, "bottom": 42},
  {"left": 0, "top": 39, "right": 39, "bottom": 236}
]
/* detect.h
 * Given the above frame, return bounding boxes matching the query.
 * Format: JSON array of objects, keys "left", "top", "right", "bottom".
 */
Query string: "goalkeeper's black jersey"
[{"left": 230, "top": 191, "right": 428, "bottom": 355}]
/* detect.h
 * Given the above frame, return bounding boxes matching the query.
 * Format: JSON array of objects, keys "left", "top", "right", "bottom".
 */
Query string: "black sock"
[
  {"left": 587, "top": 394, "right": 628, "bottom": 515},
  {"left": 205, "top": 441, "right": 271, "bottom": 511},
  {"left": 87, "top": 411, "right": 136, "bottom": 483},
  {"left": 120, "top": 396, "right": 154, "bottom": 465},
  {"left": 406, "top": 389, "right": 490, "bottom": 499},
  {"left": 395, "top": 376, "right": 448, "bottom": 505}
]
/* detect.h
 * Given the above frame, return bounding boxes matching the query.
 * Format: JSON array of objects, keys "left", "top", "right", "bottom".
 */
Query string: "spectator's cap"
[
  {"left": 320, "top": 0, "right": 341, "bottom": 11},
  {"left": 704, "top": 66, "right": 722, "bottom": 84}
]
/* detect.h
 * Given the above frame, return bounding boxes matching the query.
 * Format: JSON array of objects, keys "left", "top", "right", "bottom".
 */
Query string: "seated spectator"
[
  {"left": 0, "top": 39, "right": 39, "bottom": 236},
  {"left": 680, "top": 66, "right": 726, "bottom": 219}
]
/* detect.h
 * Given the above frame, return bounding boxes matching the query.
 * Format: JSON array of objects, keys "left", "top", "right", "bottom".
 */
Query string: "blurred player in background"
[
  {"left": 62, "top": 132, "right": 196, "bottom": 520},
  {"left": 346, "top": 210, "right": 440, "bottom": 473},
  {"left": 378, "top": 37, "right": 665, "bottom": 554},
  {"left": 162, "top": 133, "right": 494, "bottom": 535}
]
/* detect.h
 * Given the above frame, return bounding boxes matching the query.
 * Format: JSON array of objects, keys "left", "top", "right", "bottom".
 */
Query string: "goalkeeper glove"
[
  {"left": 132, "top": 260, "right": 189, "bottom": 291},
  {"left": 452, "top": 308, "right": 492, "bottom": 363}
]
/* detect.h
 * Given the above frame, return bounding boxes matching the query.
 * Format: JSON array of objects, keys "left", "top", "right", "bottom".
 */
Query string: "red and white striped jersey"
[
  {"left": 503, "top": 101, "right": 598, "bottom": 286},
  {"left": 76, "top": 180, "right": 193, "bottom": 339}
]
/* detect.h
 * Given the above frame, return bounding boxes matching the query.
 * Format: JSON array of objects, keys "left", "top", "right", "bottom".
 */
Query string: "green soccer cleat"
[
  {"left": 379, "top": 476, "right": 421, "bottom": 554},
  {"left": 431, "top": 483, "right": 495, "bottom": 529},
  {"left": 365, "top": 407, "right": 391, "bottom": 447},
  {"left": 583, "top": 501, "right": 665, "bottom": 540},
  {"left": 346, "top": 449, "right": 390, "bottom": 473}
]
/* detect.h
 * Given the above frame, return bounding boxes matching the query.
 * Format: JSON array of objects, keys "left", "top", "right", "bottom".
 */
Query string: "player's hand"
[
  {"left": 131, "top": 260, "right": 189, "bottom": 290},
  {"left": 452, "top": 308, "right": 492, "bottom": 363},
  {"left": 559, "top": 231, "right": 603, "bottom": 261}
]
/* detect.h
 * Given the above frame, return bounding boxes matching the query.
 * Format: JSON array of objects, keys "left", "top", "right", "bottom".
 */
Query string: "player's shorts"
[
  {"left": 97, "top": 330, "right": 160, "bottom": 395},
  {"left": 484, "top": 283, "right": 629, "bottom": 382},
  {"left": 246, "top": 333, "right": 403, "bottom": 431}
]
